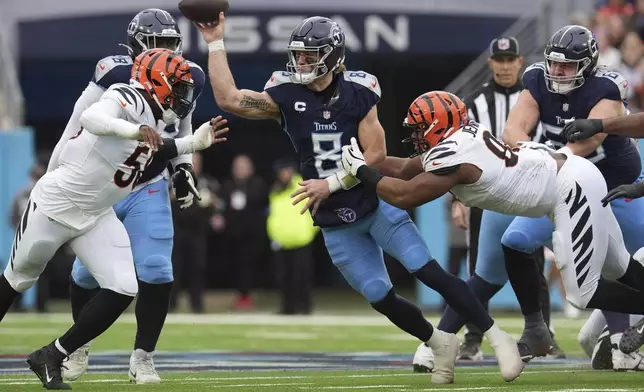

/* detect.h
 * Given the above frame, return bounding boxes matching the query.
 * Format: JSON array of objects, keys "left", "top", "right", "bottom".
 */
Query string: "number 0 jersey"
[
  {"left": 422, "top": 121, "right": 558, "bottom": 217},
  {"left": 32, "top": 84, "right": 157, "bottom": 231}
]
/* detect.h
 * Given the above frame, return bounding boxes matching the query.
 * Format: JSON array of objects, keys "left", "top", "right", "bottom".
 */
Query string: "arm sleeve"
[{"left": 79, "top": 99, "right": 141, "bottom": 139}]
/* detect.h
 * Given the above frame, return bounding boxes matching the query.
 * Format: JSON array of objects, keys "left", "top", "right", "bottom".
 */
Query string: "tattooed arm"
[{"left": 200, "top": 22, "right": 281, "bottom": 121}]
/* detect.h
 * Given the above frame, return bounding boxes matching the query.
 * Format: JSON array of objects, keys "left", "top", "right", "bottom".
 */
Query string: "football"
[{"left": 178, "top": 0, "right": 229, "bottom": 25}]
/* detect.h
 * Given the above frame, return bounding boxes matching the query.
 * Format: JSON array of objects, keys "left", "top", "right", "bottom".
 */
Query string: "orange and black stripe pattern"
[
  {"left": 131, "top": 48, "right": 192, "bottom": 105},
  {"left": 405, "top": 91, "right": 469, "bottom": 151}
]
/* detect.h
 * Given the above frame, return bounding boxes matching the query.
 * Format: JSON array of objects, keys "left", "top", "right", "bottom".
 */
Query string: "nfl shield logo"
[
  {"left": 323, "top": 110, "right": 331, "bottom": 120},
  {"left": 562, "top": 103, "right": 569, "bottom": 112},
  {"left": 498, "top": 38, "right": 510, "bottom": 50}
]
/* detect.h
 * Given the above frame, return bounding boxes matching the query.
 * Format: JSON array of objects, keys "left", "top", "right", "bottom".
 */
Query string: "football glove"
[
  {"left": 562, "top": 119, "right": 604, "bottom": 142},
  {"left": 171, "top": 163, "right": 201, "bottom": 209},
  {"left": 341, "top": 137, "right": 366, "bottom": 176},
  {"left": 601, "top": 181, "right": 644, "bottom": 207}
]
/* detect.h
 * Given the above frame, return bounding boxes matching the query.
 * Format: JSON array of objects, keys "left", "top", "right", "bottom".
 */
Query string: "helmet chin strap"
[{"left": 152, "top": 94, "right": 179, "bottom": 125}]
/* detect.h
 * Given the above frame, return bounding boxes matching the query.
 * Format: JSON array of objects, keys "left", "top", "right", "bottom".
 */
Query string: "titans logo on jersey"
[
  {"left": 265, "top": 70, "right": 381, "bottom": 227},
  {"left": 91, "top": 54, "right": 206, "bottom": 184},
  {"left": 523, "top": 62, "right": 641, "bottom": 190}
]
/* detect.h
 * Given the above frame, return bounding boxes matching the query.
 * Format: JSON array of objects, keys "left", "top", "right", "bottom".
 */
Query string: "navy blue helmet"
[
  {"left": 544, "top": 25, "right": 599, "bottom": 94},
  {"left": 123, "top": 9, "right": 183, "bottom": 59},
  {"left": 286, "top": 17, "right": 346, "bottom": 84}
]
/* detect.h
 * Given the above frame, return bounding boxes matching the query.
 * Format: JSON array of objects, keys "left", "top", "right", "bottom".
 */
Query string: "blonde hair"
[{"left": 335, "top": 63, "right": 347, "bottom": 74}]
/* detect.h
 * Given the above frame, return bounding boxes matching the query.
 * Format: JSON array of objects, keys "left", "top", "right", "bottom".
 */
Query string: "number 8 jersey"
[
  {"left": 422, "top": 121, "right": 558, "bottom": 217},
  {"left": 32, "top": 84, "right": 157, "bottom": 231},
  {"left": 264, "top": 70, "right": 381, "bottom": 227}
]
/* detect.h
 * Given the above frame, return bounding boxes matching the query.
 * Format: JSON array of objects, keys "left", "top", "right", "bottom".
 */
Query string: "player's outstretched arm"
[
  {"left": 341, "top": 137, "right": 460, "bottom": 209},
  {"left": 357, "top": 106, "right": 387, "bottom": 166},
  {"left": 196, "top": 13, "right": 281, "bottom": 121},
  {"left": 565, "top": 113, "right": 644, "bottom": 142},
  {"left": 563, "top": 98, "right": 623, "bottom": 157},
  {"left": 502, "top": 90, "right": 540, "bottom": 147},
  {"left": 373, "top": 156, "right": 423, "bottom": 180}
]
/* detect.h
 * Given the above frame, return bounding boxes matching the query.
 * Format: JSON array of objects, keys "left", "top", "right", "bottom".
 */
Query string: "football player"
[
  {"left": 53, "top": 9, "right": 206, "bottom": 384},
  {"left": 563, "top": 110, "right": 644, "bottom": 356},
  {"left": 197, "top": 14, "right": 522, "bottom": 384},
  {"left": 0, "top": 48, "right": 224, "bottom": 390},
  {"left": 341, "top": 91, "right": 644, "bottom": 343},
  {"left": 500, "top": 25, "right": 644, "bottom": 370}
]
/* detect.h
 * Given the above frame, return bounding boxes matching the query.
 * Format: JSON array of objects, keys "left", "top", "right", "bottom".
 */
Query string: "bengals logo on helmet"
[
  {"left": 402, "top": 91, "right": 468, "bottom": 156},
  {"left": 131, "top": 48, "right": 195, "bottom": 122}
]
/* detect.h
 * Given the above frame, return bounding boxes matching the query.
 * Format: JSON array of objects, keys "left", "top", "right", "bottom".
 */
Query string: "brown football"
[{"left": 178, "top": 0, "right": 229, "bottom": 25}]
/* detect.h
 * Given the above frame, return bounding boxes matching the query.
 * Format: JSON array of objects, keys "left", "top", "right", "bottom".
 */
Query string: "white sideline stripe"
[
  {"left": 300, "top": 386, "right": 406, "bottom": 390},
  {"left": 1, "top": 313, "right": 590, "bottom": 328},
  {"left": 0, "top": 369, "right": 595, "bottom": 385}
]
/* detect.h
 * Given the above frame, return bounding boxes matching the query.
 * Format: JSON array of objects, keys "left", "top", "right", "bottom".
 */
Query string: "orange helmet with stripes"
[
  {"left": 131, "top": 48, "right": 195, "bottom": 124},
  {"left": 403, "top": 91, "right": 469, "bottom": 156}
]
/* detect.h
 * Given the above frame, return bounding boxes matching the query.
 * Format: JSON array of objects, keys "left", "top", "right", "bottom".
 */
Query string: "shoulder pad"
[
  {"left": 102, "top": 83, "right": 147, "bottom": 117},
  {"left": 421, "top": 137, "right": 464, "bottom": 173},
  {"left": 593, "top": 67, "right": 629, "bottom": 100},
  {"left": 343, "top": 71, "right": 381, "bottom": 98},
  {"left": 264, "top": 71, "right": 294, "bottom": 90},
  {"left": 93, "top": 55, "right": 133, "bottom": 89},
  {"left": 523, "top": 61, "right": 545, "bottom": 80}
]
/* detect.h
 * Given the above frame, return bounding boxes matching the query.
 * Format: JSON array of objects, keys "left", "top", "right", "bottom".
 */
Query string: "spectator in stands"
[
  {"left": 619, "top": 31, "right": 644, "bottom": 106},
  {"left": 267, "top": 159, "right": 318, "bottom": 315},
  {"left": 221, "top": 154, "right": 268, "bottom": 310},
  {"left": 597, "top": 29, "right": 623, "bottom": 70}
]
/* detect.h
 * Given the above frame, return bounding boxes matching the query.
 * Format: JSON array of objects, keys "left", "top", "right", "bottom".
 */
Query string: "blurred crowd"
[{"left": 574, "top": 0, "right": 644, "bottom": 111}]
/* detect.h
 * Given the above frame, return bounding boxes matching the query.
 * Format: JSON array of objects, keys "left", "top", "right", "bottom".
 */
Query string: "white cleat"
[
  {"left": 612, "top": 347, "right": 644, "bottom": 371},
  {"left": 62, "top": 341, "right": 92, "bottom": 381},
  {"left": 129, "top": 349, "right": 161, "bottom": 384},
  {"left": 426, "top": 329, "right": 459, "bottom": 384},
  {"left": 412, "top": 342, "right": 435, "bottom": 373},
  {"left": 484, "top": 323, "right": 524, "bottom": 382}
]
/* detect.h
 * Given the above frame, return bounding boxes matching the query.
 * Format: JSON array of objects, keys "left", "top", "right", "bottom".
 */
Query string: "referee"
[{"left": 452, "top": 36, "right": 557, "bottom": 360}]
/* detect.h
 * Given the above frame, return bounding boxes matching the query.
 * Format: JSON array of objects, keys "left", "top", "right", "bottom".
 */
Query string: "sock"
[
  {"left": 502, "top": 245, "right": 542, "bottom": 316},
  {"left": 524, "top": 311, "right": 545, "bottom": 329},
  {"left": 134, "top": 281, "right": 173, "bottom": 352},
  {"left": 58, "top": 289, "right": 134, "bottom": 354},
  {"left": 602, "top": 311, "right": 630, "bottom": 336},
  {"left": 586, "top": 278, "right": 644, "bottom": 313},
  {"left": 534, "top": 248, "right": 552, "bottom": 328},
  {"left": 0, "top": 275, "right": 20, "bottom": 322},
  {"left": 69, "top": 278, "right": 100, "bottom": 322},
  {"left": 617, "top": 257, "right": 644, "bottom": 292},
  {"left": 414, "top": 260, "right": 493, "bottom": 332},
  {"left": 437, "top": 274, "right": 502, "bottom": 334},
  {"left": 371, "top": 289, "right": 434, "bottom": 342}
]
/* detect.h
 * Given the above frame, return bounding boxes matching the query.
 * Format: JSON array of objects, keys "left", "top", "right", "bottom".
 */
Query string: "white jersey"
[
  {"left": 422, "top": 121, "right": 558, "bottom": 217},
  {"left": 32, "top": 84, "right": 157, "bottom": 230}
]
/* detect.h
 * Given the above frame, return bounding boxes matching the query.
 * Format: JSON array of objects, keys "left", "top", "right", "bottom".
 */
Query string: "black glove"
[
  {"left": 601, "top": 181, "right": 644, "bottom": 207},
  {"left": 562, "top": 119, "right": 604, "bottom": 142},
  {"left": 171, "top": 163, "right": 201, "bottom": 209}
]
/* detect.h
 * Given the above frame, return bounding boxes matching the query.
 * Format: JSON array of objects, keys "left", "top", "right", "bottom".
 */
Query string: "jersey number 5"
[
  {"left": 114, "top": 145, "right": 152, "bottom": 189},
  {"left": 483, "top": 131, "right": 518, "bottom": 167}
]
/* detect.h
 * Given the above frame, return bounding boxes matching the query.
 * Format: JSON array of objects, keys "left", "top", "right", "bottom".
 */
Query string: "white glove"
[
  {"left": 175, "top": 121, "right": 214, "bottom": 155},
  {"left": 341, "top": 137, "right": 366, "bottom": 176}
]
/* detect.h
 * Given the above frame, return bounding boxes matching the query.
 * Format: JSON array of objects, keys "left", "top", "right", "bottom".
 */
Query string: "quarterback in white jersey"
[
  {"left": 0, "top": 48, "right": 225, "bottom": 390},
  {"left": 341, "top": 91, "right": 644, "bottom": 320}
]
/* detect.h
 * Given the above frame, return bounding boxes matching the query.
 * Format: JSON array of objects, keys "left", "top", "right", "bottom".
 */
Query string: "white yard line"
[{"left": 1, "top": 313, "right": 589, "bottom": 329}]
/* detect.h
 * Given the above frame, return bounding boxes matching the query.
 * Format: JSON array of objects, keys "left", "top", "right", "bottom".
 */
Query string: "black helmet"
[
  {"left": 286, "top": 17, "right": 346, "bottom": 84},
  {"left": 124, "top": 9, "right": 182, "bottom": 59},
  {"left": 544, "top": 25, "right": 599, "bottom": 94}
]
